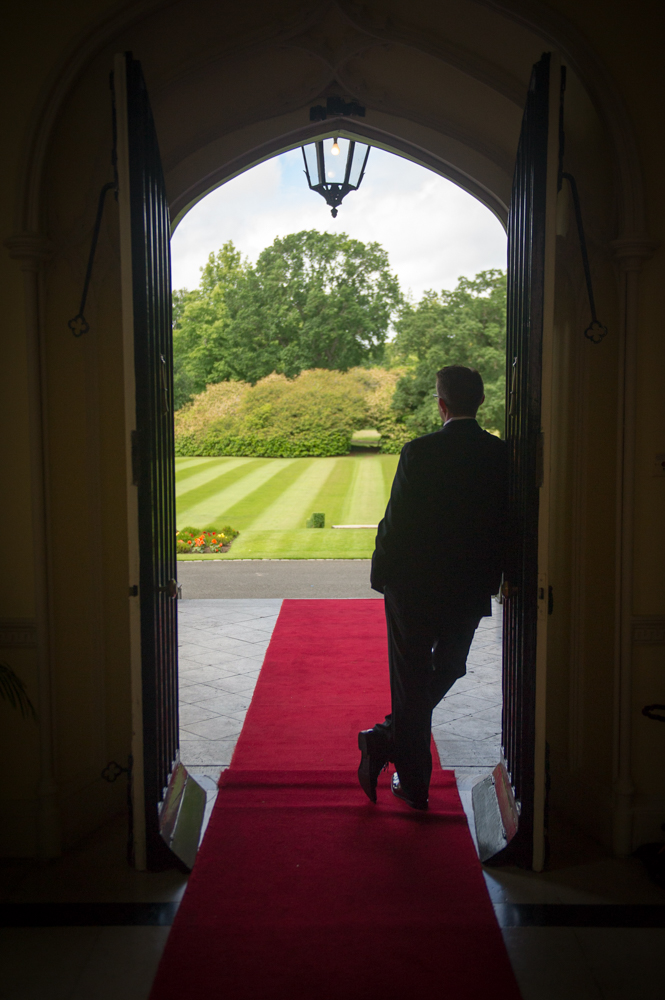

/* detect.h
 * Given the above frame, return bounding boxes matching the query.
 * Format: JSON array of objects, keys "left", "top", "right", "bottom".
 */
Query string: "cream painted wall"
[{"left": 566, "top": 0, "right": 665, "bottom": 845}]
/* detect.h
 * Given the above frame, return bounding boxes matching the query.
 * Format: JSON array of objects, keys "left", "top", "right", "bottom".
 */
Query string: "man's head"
[{"left": 435, "top": 365, "right": 485, "bottom": 420}]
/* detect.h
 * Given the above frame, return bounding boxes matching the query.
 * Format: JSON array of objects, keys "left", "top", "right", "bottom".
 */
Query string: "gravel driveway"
[{"left": 177, "top": 559, "right": 382, "bottom": 599}]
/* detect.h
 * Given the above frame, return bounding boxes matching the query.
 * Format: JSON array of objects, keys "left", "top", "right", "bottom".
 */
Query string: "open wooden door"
[
  {"left": 115, "top": 52, "right": 180, "bottom": 871},
  {"left": 501, "top": 52, "right": 561, "bottom": 870}
]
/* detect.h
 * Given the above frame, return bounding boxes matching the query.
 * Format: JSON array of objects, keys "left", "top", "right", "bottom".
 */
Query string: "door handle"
[
  {"left": 508, "top": 356, "right": 518, "bottom": 416},
  {"left": 158, "top": 579, "right": 178, "bottom": 599},
  {"left": 501, "top": 580, "right": 518, "bottom": 599},
  {"left": 160, "top": 354, "right": 170, "bottom": 416}
]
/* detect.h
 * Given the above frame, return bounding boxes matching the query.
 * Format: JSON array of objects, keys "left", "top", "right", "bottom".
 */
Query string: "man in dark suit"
[{"left": 358, "top": 364, "right": 508, "bottom": 810}]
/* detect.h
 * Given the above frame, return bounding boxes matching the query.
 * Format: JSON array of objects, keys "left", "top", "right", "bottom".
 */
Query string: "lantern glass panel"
[
  {"left": 323, "top": 137, "right": 349, "bottom": 182},
  {"left": 347, "top": 144, "right": 368, "bottom": 188},
  {"left": 302, "top": 143, "right": 320, "bottom": 184}
]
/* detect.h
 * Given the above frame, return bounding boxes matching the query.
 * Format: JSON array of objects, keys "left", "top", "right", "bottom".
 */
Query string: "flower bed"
[{"left": 176, "top": 525, "right": 239, "bottom": 555}]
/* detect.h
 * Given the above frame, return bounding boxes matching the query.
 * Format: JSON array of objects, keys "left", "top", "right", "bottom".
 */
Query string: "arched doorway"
[
  {"left": 115, "top": 41, "right": 560, "bottom": 870},
  {"left": 11, "top": 0, "right": 647, "bottom": 872}
]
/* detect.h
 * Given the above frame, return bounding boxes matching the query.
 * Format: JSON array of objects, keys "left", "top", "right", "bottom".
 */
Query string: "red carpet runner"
[{"left": 150, "top": 600, "right": 521, "bottom": 1000}]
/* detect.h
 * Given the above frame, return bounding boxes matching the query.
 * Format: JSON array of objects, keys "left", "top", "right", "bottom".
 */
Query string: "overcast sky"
[{"left": 171, "top": 142, "right": 506, "bottom": 302}]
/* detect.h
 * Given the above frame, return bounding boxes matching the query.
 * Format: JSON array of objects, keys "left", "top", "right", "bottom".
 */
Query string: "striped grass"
[
  {"left": 175, "top": 458, "right": 261, "bottom": 508},
  {"left": 176, "top": 453, "right": 399, "bottom": 559}
]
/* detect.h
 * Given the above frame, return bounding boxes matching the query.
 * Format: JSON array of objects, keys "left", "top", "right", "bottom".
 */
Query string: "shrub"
[
  {"left": 376, "top": 428, "right": 412, "bottom": 454},
  {"left": 174, "top": 367, "right": 411, "bottom": 457},
  {"left": 176, "top": 526, "right": 238, "bottom": 554},
  {"left": 306, "top": 512, "right": 325, "bottom": 528},
  {"left": 217, "top": 524, "right": 240, "bottom": 540}
]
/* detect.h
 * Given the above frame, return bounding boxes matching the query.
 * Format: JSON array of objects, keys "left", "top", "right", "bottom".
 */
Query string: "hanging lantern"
[{"left": 301, "top": 137, "right": 371, "bottom": 217}]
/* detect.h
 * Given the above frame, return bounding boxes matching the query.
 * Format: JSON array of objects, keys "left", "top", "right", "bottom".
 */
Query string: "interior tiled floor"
[
  {"left": 0, "top": 818, "right": 187, "bottom": 999},
  {"left": 2, "top": 597, "right": 664, "bottom": 999}
]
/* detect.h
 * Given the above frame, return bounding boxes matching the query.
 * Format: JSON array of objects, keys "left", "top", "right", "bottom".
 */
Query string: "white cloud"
[{"left": 171, "top": 146, "right": 506, "bottom": 300}]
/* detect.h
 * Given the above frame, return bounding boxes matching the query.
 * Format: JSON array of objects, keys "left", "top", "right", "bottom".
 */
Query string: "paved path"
[
  {"left": 177, "top": 559, "right": 382, "bottom": 599},
  {"left": 178, "top": 598, "right": 503, "bottom": 786},
  {"left": 178, "top": 599, "right": 280, "bottom": 782},
  {"left": 432, "top": 610, "right": 502, "bottom": 775}
]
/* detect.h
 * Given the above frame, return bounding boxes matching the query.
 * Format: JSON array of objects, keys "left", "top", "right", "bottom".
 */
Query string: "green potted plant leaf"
[{"left": 0, "top": 662, "right": 37, "bottom": 720}]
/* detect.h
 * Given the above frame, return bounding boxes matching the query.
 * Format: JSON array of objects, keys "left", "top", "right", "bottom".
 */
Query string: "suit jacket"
[{"left": 371, "top": 419, "right": 508, "bottom": 616}]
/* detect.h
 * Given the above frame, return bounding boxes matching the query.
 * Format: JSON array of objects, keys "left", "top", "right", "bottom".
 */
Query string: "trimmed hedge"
[
  {"left": 374, "top": 428, "right": 412, "bottom": 454},
  {"left": 174, "top": 367, "right": 410, "bottom": 457},
  {"left": 175, "top": 431, "right": 351, "bottom": 458}
]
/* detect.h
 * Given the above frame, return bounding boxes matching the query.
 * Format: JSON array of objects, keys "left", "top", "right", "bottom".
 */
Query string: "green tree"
[
  {"left": 220, "top": 230, "right": 401, "bottom": 382},
  {"left": 172, "top": 231, "right": 402, "bottom": 405},
  {"left": 390, "top": 270, "right": 507, "bottom": 436},
  {"left": 172, "top": 287, "right": 192, "bottom": 330},
  {"left": 172, "top": 242, "right": 247, "bottom": 409}
]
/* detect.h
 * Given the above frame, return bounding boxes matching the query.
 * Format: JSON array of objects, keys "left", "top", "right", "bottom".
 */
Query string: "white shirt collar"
[{"left": 444, "top": 416, "right": 477, "bottom": 425}]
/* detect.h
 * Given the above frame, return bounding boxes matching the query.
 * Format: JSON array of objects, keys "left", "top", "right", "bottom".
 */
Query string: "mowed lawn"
[{"left": 176, "top": 453, "right": 399, "bottom": 559}]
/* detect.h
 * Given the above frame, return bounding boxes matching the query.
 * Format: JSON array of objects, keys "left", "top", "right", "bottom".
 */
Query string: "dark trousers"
[{"left": 373, "top": 586, "right": 480, "bottom": 799}]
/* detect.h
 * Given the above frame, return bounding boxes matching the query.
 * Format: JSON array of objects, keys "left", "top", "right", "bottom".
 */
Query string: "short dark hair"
[{"left": 436, "top": 365, "right": 484, "bottom": 416}]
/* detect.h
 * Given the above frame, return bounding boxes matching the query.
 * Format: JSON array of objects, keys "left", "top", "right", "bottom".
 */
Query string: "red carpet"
[
  {"left": 150, "top": 600, "right": 521, "bottom": 1000},
  {"left": 231, "top": 598, "right": 439, "bottom": 770}
]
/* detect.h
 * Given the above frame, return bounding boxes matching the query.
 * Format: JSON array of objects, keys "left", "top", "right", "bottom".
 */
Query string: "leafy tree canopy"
[
  {"left": 172, "top": 242, "right": 246, "bottom": 409},
  {"left": 390, "top": 269, "right": 507, "bottom": 436},
  {"left": 172, "top": 231, "right": 401, "bottom": 408}
]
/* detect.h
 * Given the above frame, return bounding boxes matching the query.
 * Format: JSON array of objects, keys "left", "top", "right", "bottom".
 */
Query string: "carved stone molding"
[
  {"left": 631, "top": 617, "right": 665, "bottom": 645},
  {"left": 15, "top": 0, "right": 647, "bottom": 241},
  {"left": 4, "top": 233, "right": 54, "bottom": 270},
  {"left": 0, "top": 618, "right": 38, "bottom": 648},
  {"left": 611, "top": 235, "right": 657, "bottom": 273}
]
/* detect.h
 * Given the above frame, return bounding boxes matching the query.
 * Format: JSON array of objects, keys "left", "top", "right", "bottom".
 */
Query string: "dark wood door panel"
[
  {"left": 120, "top": 53, "right": 179, "bottom": 870},
  {"left": 502, "top": 53, "right": 551, "bottom": 868}
]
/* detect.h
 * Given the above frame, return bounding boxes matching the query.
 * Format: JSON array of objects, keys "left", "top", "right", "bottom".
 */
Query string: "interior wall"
[
  {"left": 0, "top": 3, "right": 90, "bottom": 854},
  {"left": 40, "top": 55, "right": 132, "bottom": 848},
  {"left": 620, "top": 18, "right": 665, "bottom": 845},
  {"left": 545, "top": 68, "right": 620, "bottom": 847},
  {"left": 554, "top": 0, "right": 665, "bottom": 848},
  {"left": 0, "top": 258, "right": 39, "bottom": 853}
]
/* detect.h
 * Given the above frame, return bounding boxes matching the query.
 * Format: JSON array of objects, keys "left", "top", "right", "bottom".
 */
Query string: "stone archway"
[{"left": 7, "top": 0, "right": 653, "bottom": 861}]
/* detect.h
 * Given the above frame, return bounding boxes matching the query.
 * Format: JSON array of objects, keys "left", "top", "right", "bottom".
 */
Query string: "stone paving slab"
[{"left": 177, "top": 598, "right": 503, "bottom": 782}]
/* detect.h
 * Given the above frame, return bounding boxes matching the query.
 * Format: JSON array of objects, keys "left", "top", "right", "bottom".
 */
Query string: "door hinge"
[{"left": 538, "top": 573, "right": 549, "bottom": 620}]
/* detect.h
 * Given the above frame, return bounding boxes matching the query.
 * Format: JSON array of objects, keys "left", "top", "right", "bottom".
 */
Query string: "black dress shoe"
[
  {"left": 391, "top": 772, "right": 428, "bottom": 811},
  {"left": 357, "top": 729, "right": 389, "bottom": 803}
]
